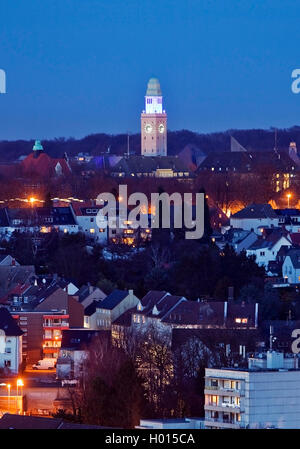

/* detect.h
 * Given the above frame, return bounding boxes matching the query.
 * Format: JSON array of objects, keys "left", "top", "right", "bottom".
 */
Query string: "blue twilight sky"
[{"left": 0, "top": 0, "right": 299, "bottom": 140}]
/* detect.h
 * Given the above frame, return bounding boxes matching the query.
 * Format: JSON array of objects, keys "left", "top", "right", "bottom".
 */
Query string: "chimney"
[
  {"left": 87, "top": 282, "right": 93, "bottom": 294},
  {"left": 224, "top": 301, "right": 228, "bottom": 324},
  {"left": 228, "top": 286, "right": 234, "bottom": 302},
  {"left": 289, "top": 141, "right": 297, "bottom": 156},
  {"left": 255, "top": 303, "right": 259, "bottom": 328}
]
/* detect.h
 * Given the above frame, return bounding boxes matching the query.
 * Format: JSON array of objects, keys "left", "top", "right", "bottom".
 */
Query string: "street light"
[
  {"left": 7, "top": 384, "right": 11, "bottom": 411},
  {"left": 16, "top": 379, "right": 24, "bottom": 414},
  {"left": 287, "top": 193, "right": 291, "bottom": 208},
  {"left": 16, "top": 379, "right": 24, "bottom": 396}
]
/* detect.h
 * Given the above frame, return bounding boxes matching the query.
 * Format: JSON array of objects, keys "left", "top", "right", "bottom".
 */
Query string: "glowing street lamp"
[
  {"left": 287, "top": 193, "right": 292, "bottom": 208},
  {"left": 17, "top": 379, "right": 24, "bottom": 396},
  {"left": 7, "top": 384, "right": 10, "bottom": 411}
]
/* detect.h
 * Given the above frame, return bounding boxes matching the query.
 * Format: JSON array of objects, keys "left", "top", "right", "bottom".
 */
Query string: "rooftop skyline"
[{"left": 0, "top": 0, "right": 299, "bottom": 140}]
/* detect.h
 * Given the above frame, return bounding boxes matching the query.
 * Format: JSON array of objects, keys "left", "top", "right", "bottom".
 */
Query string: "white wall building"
[
  {"left": 204, "top": 351, "right": 300, "bottom": 429},
  {"left": 246, "top": 235, "right": 292, "bottom": 267},
  {"left": 230, "top": 204, "right": 279, "bottom": 234},
  {"left": 136, "top": 418, "right": 205, "bottom": 429},
  {"left": 282, "top": 249, "right": 300, "bottom": 284},
  {"left": 0, "top": 309, "right": 23, "bottom": 374}
]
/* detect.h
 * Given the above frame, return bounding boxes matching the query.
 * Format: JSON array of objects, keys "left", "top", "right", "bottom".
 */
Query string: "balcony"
[
  {"left": 205, "top": 402, "right": 241, "bottom": 413},
  {"left": 43, "top": 347, "right": 60, "bottom": 354},
  {"left": 204, "top": 418, "right": 241, "bottom": 429},
  {"left": 43, "top": 322, "right": 69, "bottom": 329},
  {"left": 204, "top": 386, "right": 244, "bottom": 397}
]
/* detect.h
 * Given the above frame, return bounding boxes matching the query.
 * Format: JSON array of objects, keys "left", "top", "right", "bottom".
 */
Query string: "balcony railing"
[
  {"left": 205, "top": 385, "right": 244, "bottom": 395},
  {"left": 43, "top": 322, "right": 69, "bottom": 328},
  {"left": 205, "top": 417, "right": 242, "bottom": 428},
  {"left": 207, "top": 402, "right": 240, "bottom": 410}
]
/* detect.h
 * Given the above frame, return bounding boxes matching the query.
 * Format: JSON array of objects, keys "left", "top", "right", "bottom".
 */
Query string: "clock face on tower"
[
  {"left": 144, "top": 123, "right": 153, "bottom": 134},
  {"left": 158, "top": 123, "right": 165, "bottom": 134}
]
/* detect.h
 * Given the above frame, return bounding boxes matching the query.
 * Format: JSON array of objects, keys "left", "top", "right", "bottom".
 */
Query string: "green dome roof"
[
  {"left": 146, "top": 78, "right": 162, "bottom": 96},
  {"left": 33, "top": 140, "right": 43, "bottom": 151}
]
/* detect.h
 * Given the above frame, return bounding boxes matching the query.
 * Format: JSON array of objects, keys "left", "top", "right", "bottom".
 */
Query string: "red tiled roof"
[
  {"left": 21, "top": 152, "right": 71, "bottom": 177},
  {"left": 290, "top": 233, "right": 300, "bottom": 246},
  {"left": 0, "top": 282, "right": 30, "bottom": 305}
]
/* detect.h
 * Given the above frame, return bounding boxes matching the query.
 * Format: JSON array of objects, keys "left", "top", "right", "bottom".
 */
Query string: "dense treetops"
[{"left": 2, "top": 126, "right": 300, "bottom": 162}]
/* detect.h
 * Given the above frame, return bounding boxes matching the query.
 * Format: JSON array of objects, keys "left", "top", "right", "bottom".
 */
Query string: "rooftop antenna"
[
  {"left": 269, "top": 325, "right": 273, "bottom": 350},
  {"left": 127, "top": 132, "right": 130, "bottom": 157},
  {"left": 274, "top": 128, "right": 278, "bottom": 153}
]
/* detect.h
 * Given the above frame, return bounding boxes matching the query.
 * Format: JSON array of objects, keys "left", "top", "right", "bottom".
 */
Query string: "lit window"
[{"left": 90, "top": 228, "right": 95, "bottom": 233}]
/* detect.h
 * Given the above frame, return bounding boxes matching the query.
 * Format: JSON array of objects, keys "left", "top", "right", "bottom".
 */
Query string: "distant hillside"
[{"left": 1, "top": 126, "right": 300, "bottom": 162}]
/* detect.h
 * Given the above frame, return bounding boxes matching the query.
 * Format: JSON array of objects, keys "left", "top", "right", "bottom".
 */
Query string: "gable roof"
[
  {"left": 198, "top": 150, "right": 297, "bottom": 173},
  {"left": 0, "top": 413, "right": 105, "bottom": 429},
  {"left": 0, "top": 265, "right": 35, "bottom": 299},
  {"left": 60, "top": 328, "right": 110, "bottom": 350},
  {"left": 231, "top": 204, "right": 278, "bottom": 220},
  {"left": 140, "top": 290, "right": 168, "bottom": 308},
  {"left": 21, "top": 152, "right": 71, "bottom": 178},
  {"left": 84, "top": 300, "right": 101, "bottom": 316},
  {"left": 6, "top": 206, "right": 77, "bottom": 227},
  {"left": 248, "top": 232, "right": 291, "bottom": 251},
  {"left": 162, "top": 300, "right": 257, "bottom": 327},
  {"left": 110, "top": 155, "right": 191, "bottom": 176},
  {"left": 97, "top": 289, "right": 128, "bottom": 310},
  {"left": 0, "top": 307, "right": 23, "bottom": 336},
  {"left": 284, "top": 248, "right": 300, "bottom": 269}
]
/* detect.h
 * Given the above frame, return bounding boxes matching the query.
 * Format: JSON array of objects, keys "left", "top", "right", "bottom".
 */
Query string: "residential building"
[
  {"left": 275, "top": 208, "right": 300, "bottom": 233},
  {"left": 282, "top": 248, "right": 300, "bottom": 284},
  {"left": 109, "top": 155, "right": 192, "bottom": 179},
  {"left": 0, "top": 264, "right": 35, "bottom": 301},
  {"left": 72, "top": 203, "right": 108, "bottom": 244},
  {"left": 0, "top": 206, "right": 79, "bottom": 239},
  {"left": 56, "top": 328, "right": 110, "bottom": 380},
  {"left": 20, "top": 140, "right": 71, "bottom": 178},
  {"left": 75, "top": 284, "right": 106, "bottom": 309},
  {"left": 0, "top": 414, "right": 105, "bottom": 429},
  {"left": 204, "top": 351, "right": 300, "bottom": 429},
  {"left": 197, "top": 149, "right": 297, "bottom": 192},
  {"left": 136, "top": 418, "right": 205, "bottom": 429},
  {"left": 11, "top": 286, "right": 84, "bottom": 363},
  {"left": 246, "top": 232, "right": 292, "bottom": 267},
  {"left": 230, "top": 204, "right": 279, "bottom": 233},
  {"left": 0, "top": 255, "right": 20, "bottom": 266},
  {"left": 216, "top": 228, "right": 257, "bottom": 253},
  {"left": 0, "top": 307, "right": 23, "bottom": 374},
  {"left": 95, "top": 289, "right": 139, "bottom": 330},
  {"left": 163, "top": 300, "right": 259, "bottom": 330}
]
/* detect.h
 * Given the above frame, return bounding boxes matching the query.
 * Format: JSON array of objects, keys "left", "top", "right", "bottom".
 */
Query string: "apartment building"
[{"left": 204, "top": 351, "right": 300, "bottom": 429}]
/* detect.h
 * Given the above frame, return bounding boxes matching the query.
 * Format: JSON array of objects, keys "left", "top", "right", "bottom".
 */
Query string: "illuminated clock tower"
[{"left": 141, "top": 78, "right": 167, "bottom": 156}]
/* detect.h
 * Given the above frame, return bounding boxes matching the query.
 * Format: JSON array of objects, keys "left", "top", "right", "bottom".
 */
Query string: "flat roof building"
[{"left": 204, "top": 351, "right": 300, "bottom": 429}]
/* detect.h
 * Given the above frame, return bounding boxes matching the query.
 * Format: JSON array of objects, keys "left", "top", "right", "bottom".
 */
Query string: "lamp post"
[
  {"left": 16, "top": 379, "right": 24, "bottom": 414},
  {"left": 7, "top": 384, "right": 10, "bottom": 412},
  {"left": 287, "top": 193, "right": 291, "bottom": 208}
]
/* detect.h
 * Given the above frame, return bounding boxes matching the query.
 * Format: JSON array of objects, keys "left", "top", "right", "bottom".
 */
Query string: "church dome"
[
  {"left": 146, "top": 78, "right": 162, "bottom": 96},
  {"left": 33, "top": 140, "right": 44, "bottom": 151}
]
